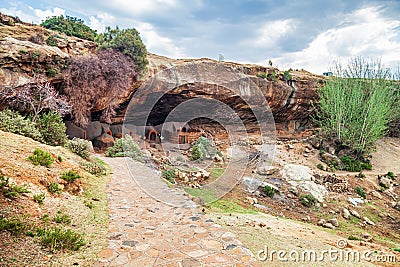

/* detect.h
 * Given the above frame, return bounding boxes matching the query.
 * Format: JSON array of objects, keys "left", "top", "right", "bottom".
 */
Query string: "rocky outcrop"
[{"left": 0, "top": 12, "right": 324, "bottom": 144}]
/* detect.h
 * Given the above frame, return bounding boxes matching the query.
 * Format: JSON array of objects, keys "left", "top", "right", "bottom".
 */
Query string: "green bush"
[
  {"left": 28, "top": 148, "right": 54, "bottom": 167},
  {"left": 95, "top": 26, "right": 148, "bottom": 75},
  {"left": 67, "top": 138, "right": 93, "bottom": 159},
  {"left": 81, "top": 160, "right": 107, "bottom": 176},
  {"left": 191, "top": 136, "right": 212, "bottom": 161},
  {"left": 48, "top": 182, "right": 62, "bottom": 194},
  {"left": 105, "top": 135, "right": 142, "bottom": 160},
  {"left": 46, "top": 35, "right": 58, "bottom": 46},
  {"left": 33, "top": 193, "right": 45, "bottom": 205},
  {"left": 41, "top": 15, "right": 97, "bottom": 41},
  {"left": 53, "top": 211, "right": 71, "bottom": 225},
  {"left": 348, "top": 235, "right": 360, "bottom": 241},
  {"left": 387, "top": 171, "right": 395, "bottom": 180},
  {"left": 317, "top": 163, "right": 324, "bottom": 170},
  {"left": 36, "top": 111, "right": 67, "bottom": 146},
  {"left": 39, "top": 227, "right": 84, "bottom": 251},
  {"left": 60, "top": 170, "right": 80, "bottom": 183},
  {"left": 162, "top": 169, "right": 175, "bottom": 183},
  {"left": 0, "top": 110, "right": 42, "bottom": 142},
  {"left": 262, "top": 185, "right": 275, "bottom": 198},
  {"left": 283, "top": 69, "right": 292, "bottom": 81},
  {"left": 340, "top": 156, "right": 371, "bottom": 172},
  {"left": 315, "top": 57, "right": 399, "bottom": 156},
  {"left": 299, "top": 194, "right": 316, "bottom": 207},
  {"left": 354, "top": 186, "right": 366, "bottom": 199}
]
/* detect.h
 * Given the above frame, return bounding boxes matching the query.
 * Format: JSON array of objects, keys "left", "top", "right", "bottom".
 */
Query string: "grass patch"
[
  {"left": 81, "top": 158, "right": 107, "bottom": 176},
  {"left": 53, "top": 211, "right": 71, "bottom": 225},
  {"left": 3, "top": 184, "right": 30, "bottom": 198},
  {"left": 262, "top": 185, "right": 275, "bottom": 198},
  {"left": 48, "top": 182, "right": 62, "bottom": 194},
  {"left": 28, "top": 148, "right": 54, "bottom": 168},
  {"left": 299, "top": 194, "right": 316, "bottom": 207},
  {"left": 61, "top": 170, "right": 81, "bottom": 183},
  {"left": 33, "top": 193, "right": 45, "bottom": 204},
  {"left": 39, "top": 227, "right": 84, "bottom": 252},
  {"left": 209, "top": 168, "right": 224, "bottom": 180},
  {"left": 0, "top": 216, "right": 30, "bottom": 236}
]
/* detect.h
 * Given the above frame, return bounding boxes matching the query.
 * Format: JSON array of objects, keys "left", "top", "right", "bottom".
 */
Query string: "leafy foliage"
[
  {"left": 105, "top": 135, "right": 142, "bottom": 160},
  {"left": 191, "top": 136, "right": 212, "bottom": 161},
  {"left": 61, "top": 170, "right": 80, "bottom": 183},
  {"left": 340, "top": 156, "right": 371, "bottom": 172},
  {"left": 28, "top": 148, "right": 54, "bottom": 167},
  {"left": 95, "top": 26, "right": 148, "bottom": 75},
  {"left": 262, "top": 185, "right": 275, "bottom": 198},
  {"left": 41, "top": 15, "right": 97, "bottom": 41},
  {"left": 162, "top": 169, "right": 176, "bottom": 183},
  {"left": 3, "top": 184, "right": 30, "bottom": 198},
  {"left": 36, "top": 111, "right": 67, "bottom": 146},
  {"left": 66, "top": 138, "right": 93, "bottom": 159},
  {"left": 354, "top": 186, "right": 366, "bottom": 199},
  {"left": 387, "top": 171, "right": 395, "bottom": 180},
  {"left": 315, "top": 57, "right": 399, "bottom": 156},
  {"left": 65, "top": 49, "right": 135, "bottom": 126},
  {"left": 0, "top": 109, "right": 42, "bottom": 141}
]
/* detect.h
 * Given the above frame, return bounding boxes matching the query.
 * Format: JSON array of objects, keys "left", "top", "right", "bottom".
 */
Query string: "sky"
[{"left": 1, "top": 0, "right": 400, "bottom": 74}]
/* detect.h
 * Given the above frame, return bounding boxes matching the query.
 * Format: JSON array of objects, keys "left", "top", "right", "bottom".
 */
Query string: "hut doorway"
[{"left": 148, "top": 130, "right": 158, "bottom": 141}]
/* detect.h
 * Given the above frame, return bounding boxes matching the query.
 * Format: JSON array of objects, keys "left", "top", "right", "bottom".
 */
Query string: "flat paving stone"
[{"left": 96, "top": 156, "right": 258, "bottom": 266}]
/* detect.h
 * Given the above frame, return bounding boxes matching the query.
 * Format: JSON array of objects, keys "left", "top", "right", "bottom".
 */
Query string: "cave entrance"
[{"left": 148, "top": 130, "right": 159, "bottom": 142}]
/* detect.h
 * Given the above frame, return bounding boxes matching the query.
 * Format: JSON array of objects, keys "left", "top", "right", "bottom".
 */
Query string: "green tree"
[
  {"left": 41, "top": 15, "right": 97, "bottom": 41},
  {"left": 316, "top": 57, "right": 399, "bottom": 156},
  {"left": 95, "top": 26, "right": 148, "bottom": 75}
]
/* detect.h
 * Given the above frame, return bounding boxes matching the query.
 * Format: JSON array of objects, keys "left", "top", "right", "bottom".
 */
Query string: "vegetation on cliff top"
[
  {"left": 95, "top": 26, "right": 148, "bottom": 75},
  {"left": 40, "top": 15, "right": 97, "bottom": 41}
]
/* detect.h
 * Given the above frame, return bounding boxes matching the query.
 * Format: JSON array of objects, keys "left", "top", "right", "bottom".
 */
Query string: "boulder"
[
  {"left": 350, "top": 209, "right": 361, "bottom": 219},
  {"left": 280, "top": 164, "right": 328, "bottom": 202},
  {"left": 85, "top": 121, "right": 102, "bottom": 140},
  {"left": 101, "top": 123, "right": 111, "bottom": 134},
  {"left": 363, "top": 217, "right": 375, "bottom": 226},
  {"left": 92, "top": 133, "right": 115, "bottom": 149},
  {"left": 328, "top": 218, "right": 339, "bottom": 227},
  {"left": 65, "top": 121, "right": 85, "bottom": 139},
  {"left": 323, "top": 222, "right": 335, "bottom": 229},
  {"left": 342, "top": 208, "right": 351, "bottom": 219},
  {"left": 320, "top": 152, "right": 343, "bottom": 169},
  {"left": 110, "top": 124, "right": 123, "bottom": 138}
]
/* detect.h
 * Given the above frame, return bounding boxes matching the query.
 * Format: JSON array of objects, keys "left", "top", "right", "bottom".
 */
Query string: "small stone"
[
  {"left": 122, "top": 240, "right": 138, "bottom": 247},
  {"left": 317, "top": 219, "right": 326, "bottom": 226},
  {"left": 328, "top": 218, "right": 339, "bottom": 227},
  {"left": 288, "top": 186, "right": 298, "bottom": 196},
  {"left": 363, "top": 217, "right": 375, "bottom": 226},
  {"left": 302, "top": 216, "right": 311, "bottom": 222},
  {"left": 350, "top": 210, "right": 361, "bottom": 219},
  {"left": 323, "top": 223, "right": 335, "bottom": 229},
  {"left": 342, "top": 208, "right": 351, "bottom": 219},
  {"left": 371, "top": 191, "right": 382, "bottom": 199},
  {"left": 362, "top": 232, "right": 372, "bottom": 241},
  {"left": 322, "top": 203, "right": 327, "bottom": 208}
]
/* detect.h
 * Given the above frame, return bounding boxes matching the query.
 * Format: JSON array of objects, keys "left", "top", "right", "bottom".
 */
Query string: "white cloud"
[
  {"left": 254, "top": 19, "right": 296, "bottom": 48},
  {"left": 135, "top": 21, "right": 185, "bottom": 58},
  {"left": 268, "top": 6, "right": 400, "bottom": 73},
  {"left": 0, "top": 5, "right": 64, "bottom": 24}
]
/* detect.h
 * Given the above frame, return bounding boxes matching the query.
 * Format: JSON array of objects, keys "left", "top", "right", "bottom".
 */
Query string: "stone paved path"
[{"left": 95, "top": 157, "right": 259, "bottom": 267}]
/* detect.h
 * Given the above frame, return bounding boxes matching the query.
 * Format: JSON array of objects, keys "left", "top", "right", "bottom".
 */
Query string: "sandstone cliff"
[{"left": 0, "top": 12, "right": 324, "bottom": 144}]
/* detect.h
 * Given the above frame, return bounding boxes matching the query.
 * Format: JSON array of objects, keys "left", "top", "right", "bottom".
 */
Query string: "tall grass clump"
[{"left": 315, "top": 57, "right": 400, "bottom": 157}]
